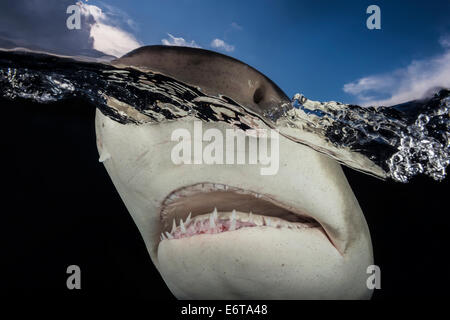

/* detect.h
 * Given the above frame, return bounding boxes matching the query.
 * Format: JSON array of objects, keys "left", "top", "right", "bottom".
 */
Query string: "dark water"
[{"left": 1, "top": 49, "right": 449, "bottom": 182}]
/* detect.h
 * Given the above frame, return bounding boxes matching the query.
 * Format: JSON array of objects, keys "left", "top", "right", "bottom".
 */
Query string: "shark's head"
[{"left": 95, "top": 46, "right": 373, "bottom": 299}]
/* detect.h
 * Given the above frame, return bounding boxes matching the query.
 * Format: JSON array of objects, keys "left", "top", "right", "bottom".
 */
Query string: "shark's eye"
[{"left": 253, "top": 86, "right": 265, "bottom": 104}]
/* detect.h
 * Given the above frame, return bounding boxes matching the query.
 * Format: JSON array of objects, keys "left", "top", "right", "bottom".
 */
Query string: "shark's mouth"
[{"left": 159, "top": 182, "right": 332, "bottom": 247}]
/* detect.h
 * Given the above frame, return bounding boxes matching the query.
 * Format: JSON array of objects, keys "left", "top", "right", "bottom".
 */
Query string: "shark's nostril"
[{"left": 253, "top": 86, "right": 265, "bottom": 104}]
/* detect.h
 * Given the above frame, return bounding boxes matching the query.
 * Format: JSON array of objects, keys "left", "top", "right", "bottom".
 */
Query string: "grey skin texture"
[
  {"left": 112, "top": 45, "right": 291, "bottom": 116},
  {"left": 96, "top": 46, "right": 373, "bottom": 299}
]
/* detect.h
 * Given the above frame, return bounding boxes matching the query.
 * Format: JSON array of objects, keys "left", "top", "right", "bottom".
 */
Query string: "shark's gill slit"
[{"left": 158, "top": 182, "right": 334, "bottom": 246}]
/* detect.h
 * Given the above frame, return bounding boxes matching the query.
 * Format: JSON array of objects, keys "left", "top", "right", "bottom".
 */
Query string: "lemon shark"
[{"left": 95, "top": 46, "right": 373, "bottom": 299}]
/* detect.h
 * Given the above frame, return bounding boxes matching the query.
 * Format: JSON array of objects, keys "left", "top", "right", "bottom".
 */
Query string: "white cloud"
[
  {"left": 79, "top": 2, "right": 141, "bottom": 57},
  {"left": 161, "top": 33, "right": 201, "bottom": 48},
  {"left": 96, "top": 2, "right": 139, "bottom": 31},
  {"left": 89, "top": 23, "right": 141, "bottom": 58},
  {"left": 210, "top": 38, "right": 235, "bottom": 52},
  {"left": 343, "top": 37, "right": 450, "bottom": 106}
]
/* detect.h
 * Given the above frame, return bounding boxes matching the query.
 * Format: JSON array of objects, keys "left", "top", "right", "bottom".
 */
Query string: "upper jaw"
[{"left": 158, "top": 182, "right": 336, "bottom": 249}]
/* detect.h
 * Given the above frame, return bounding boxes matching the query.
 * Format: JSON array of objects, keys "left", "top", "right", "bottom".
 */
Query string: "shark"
[{"left": 95, "top": 45, "right": 374, "bottom": 299}]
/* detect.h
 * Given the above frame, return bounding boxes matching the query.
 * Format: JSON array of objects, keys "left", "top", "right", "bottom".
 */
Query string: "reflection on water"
[{"left": 1, "top": 49, "right": 449, "bottom": 182}]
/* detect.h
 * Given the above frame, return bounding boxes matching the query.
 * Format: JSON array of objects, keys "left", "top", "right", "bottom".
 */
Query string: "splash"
[
  {"left": 0, "top": 49, "right": 449, "bottom": 182},
  {"left": 276, "top": 91, "right": 450, "bottom": 182}
]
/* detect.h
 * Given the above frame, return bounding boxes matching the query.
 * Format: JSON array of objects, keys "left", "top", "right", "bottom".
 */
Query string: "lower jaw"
[
  {"left": 153, "top": 184, "right": 370, "bottom": 299},
  {"left": 156, "top": 225, "right": 367, "bottom": 300}
]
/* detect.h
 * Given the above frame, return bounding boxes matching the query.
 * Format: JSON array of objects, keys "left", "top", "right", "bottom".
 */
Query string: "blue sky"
[
  {"left": 2, "top": 0, "right": 449, "bottom": 106},
  {"left": 88, "top": 0, "right": 450, "bottom": 105}
]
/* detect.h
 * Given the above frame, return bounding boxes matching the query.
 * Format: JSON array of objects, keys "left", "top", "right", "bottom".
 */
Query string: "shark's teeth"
[
  {"left": 160, "top": 209, "right": 318, "bottom": 241},
  {"left": 230, "top": 209, "right": 236, "bottom": 231},
  {"left": 209, "top": 210, "right": 216, "bottom": 228},
  {"left": 165, "top": 232, "right": 173, "bottom": 239}
]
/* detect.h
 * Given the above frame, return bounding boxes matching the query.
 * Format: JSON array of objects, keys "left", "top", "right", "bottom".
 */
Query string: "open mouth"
[{"left": 159, "top": 182, "right": 333, "bottom": 247}]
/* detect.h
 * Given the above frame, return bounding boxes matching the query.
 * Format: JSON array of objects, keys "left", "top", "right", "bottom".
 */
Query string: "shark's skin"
[
  {"left": 95, "top": 46, "right": 374, "bottom": 299},
  {"left": 112, "top": 45, "right": 291, "bottom": 117}
]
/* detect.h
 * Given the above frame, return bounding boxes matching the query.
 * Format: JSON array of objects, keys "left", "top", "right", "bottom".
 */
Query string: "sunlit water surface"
[{"left": 1, "top": 49, "right": 448, "bottom": 182}]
